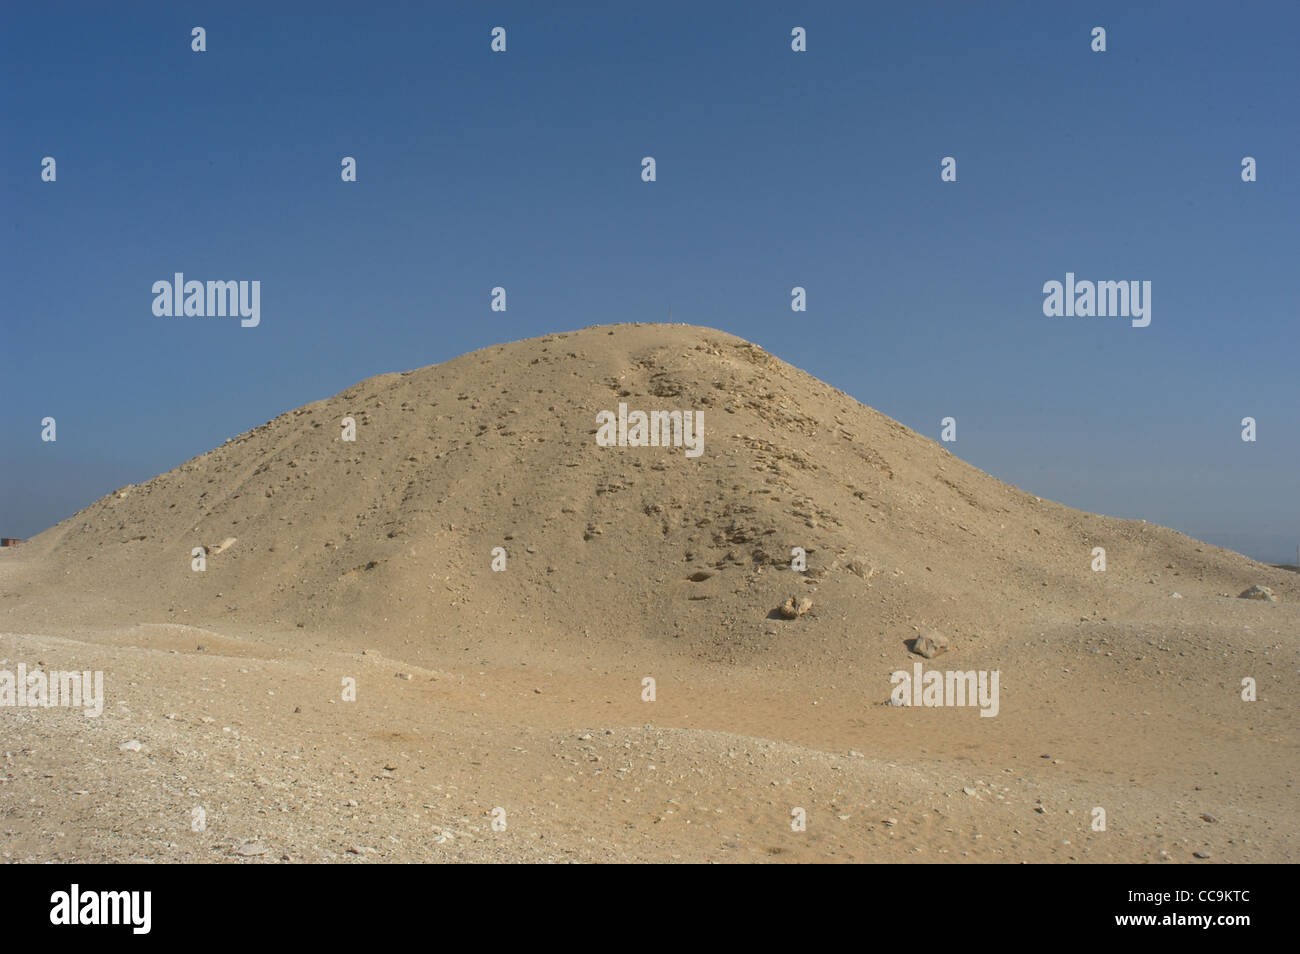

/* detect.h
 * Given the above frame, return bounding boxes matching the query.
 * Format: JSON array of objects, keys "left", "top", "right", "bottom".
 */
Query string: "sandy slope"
[{"left": 1, "top": 323, "right": 1295, "bottom": 862}]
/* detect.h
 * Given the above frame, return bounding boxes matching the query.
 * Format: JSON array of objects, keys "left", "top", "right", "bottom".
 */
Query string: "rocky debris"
[
  {"left": 778, "top": 596, "right": 813, "bottom": 619},
  {"left": 909, "top": 629, "right": 948, "bottom": 659},
  {"left": 1238, "top": 585, "right": 1277, "bottom": 602},
  {"left": 844, "top": 558, "right": 876, "bottom": 579}
]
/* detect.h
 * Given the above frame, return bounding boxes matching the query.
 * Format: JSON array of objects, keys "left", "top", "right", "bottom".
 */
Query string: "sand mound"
[
  {"left": 3, "top": 323, "right": 1297, "bottom": 864},
  {"left": 3, "top": 323, "right": 1293, "bottom": 669}
]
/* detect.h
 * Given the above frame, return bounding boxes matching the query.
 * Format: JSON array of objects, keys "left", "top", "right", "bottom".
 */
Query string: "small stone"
[
  {"left": 119, "top": 740, "right": 143, "bottom": 753},
  {"left": 911, "top": 629, "right": 948, "bottom": 659},
  {"left": 963, "top": 787, "right": 976, "bottom": 796},
  {"left": 778, "top": 597, "right": 799, "bottom": 619},
  {"left": 234, "top": 841, "right": 268, "bottom": 856},
  {"left": 1238, "top": 585, "right": 1277, "bottom": 602},
  {"left": 1193, "top": 850, "right": 1212, "bottom": 859},
  {"left": 845, "top": 559, "right": 876, "bottom": 579},
  {"left": 395, "top": 672, "right": 413, "bottom": 680},
  {"left": 1200, "top": 813, "right": 1217, "bottom": 823}
]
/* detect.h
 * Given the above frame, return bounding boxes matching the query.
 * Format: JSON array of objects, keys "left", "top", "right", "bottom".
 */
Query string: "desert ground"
[{"left": 1, "top": 323, "right": 1295, "bottom": 863}]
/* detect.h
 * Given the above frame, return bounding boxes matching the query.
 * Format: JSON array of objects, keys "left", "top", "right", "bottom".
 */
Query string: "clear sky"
[{"left": 2, "top": 1, "right": 1297, "bottom": 562}]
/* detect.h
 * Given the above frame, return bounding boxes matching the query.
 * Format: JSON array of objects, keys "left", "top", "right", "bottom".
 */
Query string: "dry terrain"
[{"left": 1, "top": 323, "right": 1295, "bottom": 862}]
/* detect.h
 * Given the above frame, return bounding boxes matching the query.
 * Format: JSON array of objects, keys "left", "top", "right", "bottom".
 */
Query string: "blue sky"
[{"left": 2, "top": 1, "right": 1297, "bottom": 562}]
